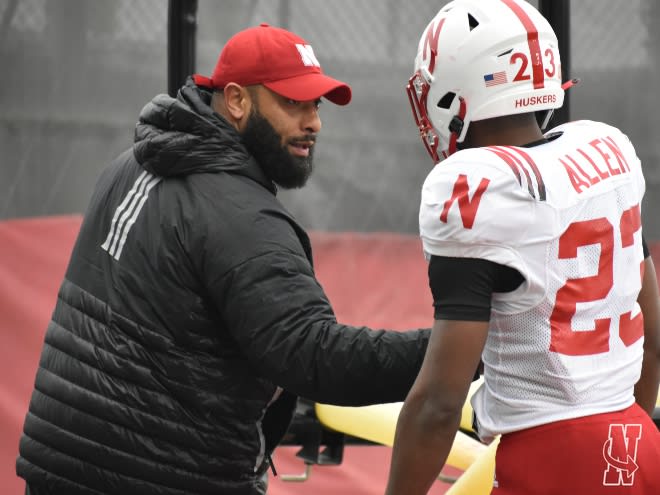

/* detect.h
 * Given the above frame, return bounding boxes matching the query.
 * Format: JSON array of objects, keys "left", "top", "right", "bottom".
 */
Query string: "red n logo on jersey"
[
  {"left": 440, "top": 174, "right": 490, "bottom": 229},
  {"left": 602, "top": 424, "right": 642, "bottom": 486}
]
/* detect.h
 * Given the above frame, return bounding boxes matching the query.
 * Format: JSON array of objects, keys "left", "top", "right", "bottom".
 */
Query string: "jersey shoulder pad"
[{"left": 420, "top": 149, "right": 535, "bottom": 258}]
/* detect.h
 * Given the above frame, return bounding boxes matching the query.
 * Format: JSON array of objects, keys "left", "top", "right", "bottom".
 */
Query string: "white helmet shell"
[{"left": 407, "top": 0, "right": 565, "bottom": 162}]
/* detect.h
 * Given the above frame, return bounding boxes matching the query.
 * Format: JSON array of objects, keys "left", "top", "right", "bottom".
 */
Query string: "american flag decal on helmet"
[{"left": 484, "top": 71, "right": 508, "bottom": 87}]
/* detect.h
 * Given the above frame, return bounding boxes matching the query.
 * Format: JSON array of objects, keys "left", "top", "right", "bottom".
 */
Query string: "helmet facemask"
[{"left": 406, "top": 71, "right": 441, "bottom": 163}]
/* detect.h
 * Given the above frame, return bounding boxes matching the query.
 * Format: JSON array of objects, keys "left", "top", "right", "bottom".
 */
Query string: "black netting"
[{"left": 1, "top": 0, "right": 658, "bottom": 237}]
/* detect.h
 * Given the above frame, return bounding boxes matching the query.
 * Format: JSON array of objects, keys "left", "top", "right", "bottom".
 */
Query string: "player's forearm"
[{"left": 385, "top": 398, "right": 460, "bottom": 495}]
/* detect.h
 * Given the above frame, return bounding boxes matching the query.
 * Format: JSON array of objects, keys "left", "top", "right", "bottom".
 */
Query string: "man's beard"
[{"left": 241, "top": 109, "right": 315, "bottom": 189}]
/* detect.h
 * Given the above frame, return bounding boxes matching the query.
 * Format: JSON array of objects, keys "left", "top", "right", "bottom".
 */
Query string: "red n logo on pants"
[{"left": 602, "top": 424, "right": 642, "bottom": 486}]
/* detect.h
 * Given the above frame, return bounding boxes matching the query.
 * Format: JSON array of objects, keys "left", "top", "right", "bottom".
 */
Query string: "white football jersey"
[{"left": 419, "top": 120, "right": 646, "bottom": 441}]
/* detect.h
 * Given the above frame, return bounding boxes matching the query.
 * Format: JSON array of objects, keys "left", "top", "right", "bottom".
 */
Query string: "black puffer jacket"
[{"left": 16, "top": 80, "right": 430, "bottom": 494}]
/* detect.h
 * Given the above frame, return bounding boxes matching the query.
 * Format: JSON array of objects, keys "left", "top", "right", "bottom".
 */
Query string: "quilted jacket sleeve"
[{"left": 209, "top": 247, "right": 430, "bottom": 406}]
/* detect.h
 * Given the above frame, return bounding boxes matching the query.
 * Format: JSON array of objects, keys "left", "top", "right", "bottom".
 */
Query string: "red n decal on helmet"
[{"left": 423, "top": 18, "right": 446, "bottom": 75}]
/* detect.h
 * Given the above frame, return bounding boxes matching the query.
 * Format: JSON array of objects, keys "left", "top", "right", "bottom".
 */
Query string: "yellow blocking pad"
[
  {"left": 445, "top": 436, "right": 499, "bottom": 495},
  {"left": 315, "top": 401, "right": 486, "bottom": 472},
  {"left": 459, "top": 376, "right": 483, "bottom": 433}
]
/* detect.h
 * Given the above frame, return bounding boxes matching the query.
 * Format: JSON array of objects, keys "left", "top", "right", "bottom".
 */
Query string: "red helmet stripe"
[{"left": 501, "top": 0, "right": 545, "bottom": 89}]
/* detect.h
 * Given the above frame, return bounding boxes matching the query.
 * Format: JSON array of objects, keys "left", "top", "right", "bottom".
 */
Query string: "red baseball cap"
[{"left": 193, "top": 23, "right": 352, "bottom": 105}]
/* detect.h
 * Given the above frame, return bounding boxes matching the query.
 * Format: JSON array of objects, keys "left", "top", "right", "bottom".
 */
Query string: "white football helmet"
[{"left": 407, "top": 0, "right": 566, "bottom": 163}]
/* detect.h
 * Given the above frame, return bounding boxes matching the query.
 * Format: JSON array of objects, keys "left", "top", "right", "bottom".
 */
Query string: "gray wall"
[{"left": 2, "top": 0, "right": 658, "bottom": 238}]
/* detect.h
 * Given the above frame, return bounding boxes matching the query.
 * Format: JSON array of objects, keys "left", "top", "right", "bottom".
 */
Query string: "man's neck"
[{"left": 468, "top": 114, "right": 544, "bottom": 148}]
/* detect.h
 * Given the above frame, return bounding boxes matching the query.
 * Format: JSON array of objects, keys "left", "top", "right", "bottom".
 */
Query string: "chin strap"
[
  {"left": 447, "top": 96, "right": 467, "bottom": 157},
  {"left": 540, "top": 78, "right": 580, "bottom": 130}
]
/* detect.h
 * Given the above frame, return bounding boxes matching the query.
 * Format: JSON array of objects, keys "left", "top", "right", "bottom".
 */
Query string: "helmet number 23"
[
  {"left": 511, "top": 49, "right": 557, "bottom": 82},
  {"left": 549, "top": 205, "right": 644, "bottom": 356}
]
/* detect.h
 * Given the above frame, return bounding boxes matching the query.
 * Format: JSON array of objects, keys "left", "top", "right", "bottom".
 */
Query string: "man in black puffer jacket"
[{"left": 16, "top": 24, "right": 431, "bottom": 495}]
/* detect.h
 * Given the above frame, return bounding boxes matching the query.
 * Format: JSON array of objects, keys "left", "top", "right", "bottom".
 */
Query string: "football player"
[{"left": 386, "top": 1, "right": 660, "bottom": 494}]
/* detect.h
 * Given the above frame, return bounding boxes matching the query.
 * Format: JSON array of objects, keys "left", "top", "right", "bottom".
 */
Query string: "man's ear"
[{"left": 223, "top": 83, "right": 252, "bottom": 125}]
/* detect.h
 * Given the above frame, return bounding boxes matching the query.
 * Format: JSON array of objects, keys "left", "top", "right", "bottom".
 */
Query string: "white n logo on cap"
[{"left": 296, "top": 44, "right": 320, "bottom": 67}]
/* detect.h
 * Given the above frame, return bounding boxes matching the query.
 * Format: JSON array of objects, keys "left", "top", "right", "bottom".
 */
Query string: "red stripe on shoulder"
[
  {"left": 485, "top": 146, "right": 522, "bottom": 185},
  {"left": 505, "top": 146, "right": 547, "bottom": 201},
  {"left": 486, "top": 146, "right": 538, "bottom": 200}
]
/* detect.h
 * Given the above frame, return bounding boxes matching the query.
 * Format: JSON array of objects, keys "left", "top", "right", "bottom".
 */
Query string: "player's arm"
[
  {"left": 635, "top": 244, "right": 660, "bottom": 415},
  {"left": 385, "top": 318, "right": 487, "bottom": 495},
  {"left": 385, "top": 256, "right": 520, "bottom": 495}
]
